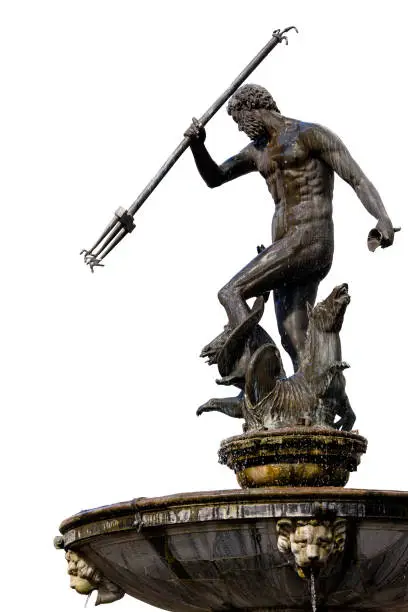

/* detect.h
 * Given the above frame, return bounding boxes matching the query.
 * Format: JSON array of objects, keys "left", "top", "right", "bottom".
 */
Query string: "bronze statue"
[
  {"left": 81, "top": 41, "right": 398, "bottom": 432},
  {"left": 185, "top": 84, "right": 396, "bottom": 373}
]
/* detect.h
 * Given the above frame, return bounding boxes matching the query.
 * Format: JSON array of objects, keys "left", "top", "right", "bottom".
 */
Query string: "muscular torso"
[{"left": 251, "top": 121, "right": 334, "bottom": 243}]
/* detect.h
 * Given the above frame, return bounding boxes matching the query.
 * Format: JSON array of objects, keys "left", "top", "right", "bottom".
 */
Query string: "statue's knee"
[{"left": 218, "top": 284, "right": 239, "bottom": 307}]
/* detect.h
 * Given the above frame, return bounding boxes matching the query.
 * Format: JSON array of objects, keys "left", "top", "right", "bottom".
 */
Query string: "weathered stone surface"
[
  {"left": 53, "top": 538, "right": 124, "bottom": 605},
  {"left": 57, "top": 488, "right": 408, "bottom": 611},
  {"left": 219, "top": 428, "right": 367, "bottom": 487}
]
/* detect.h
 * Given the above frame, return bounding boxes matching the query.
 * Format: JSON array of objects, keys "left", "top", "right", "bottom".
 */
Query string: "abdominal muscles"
[{"left": 269, "top": 157, "right": 334, "bottom": 244}]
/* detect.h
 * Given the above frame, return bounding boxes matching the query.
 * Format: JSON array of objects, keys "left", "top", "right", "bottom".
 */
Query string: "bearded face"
[
  {"left": 65, "top": 550, "right": 96, "bottom": 595},
  {"left": 232, "top": 110, "right": 266, "bottom": 141}
]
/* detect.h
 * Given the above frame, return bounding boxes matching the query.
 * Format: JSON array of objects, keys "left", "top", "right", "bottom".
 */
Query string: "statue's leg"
[
  {"left": 335, "top": 394, "right": 356, "bottom": 431},
  {"left": 218, "top": 232, "right": 305, "bottom": 329},
  {"left": 273, "top": 281, "right": 319, "bottom": 372},
  {"left": 330, "top": 372, "right": 356, "bottom": 431}
]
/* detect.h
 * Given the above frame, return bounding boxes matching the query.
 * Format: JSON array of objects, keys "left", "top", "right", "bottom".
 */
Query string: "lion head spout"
[{"left": 276, "top": 517, "right": 347, "bottom": 577}]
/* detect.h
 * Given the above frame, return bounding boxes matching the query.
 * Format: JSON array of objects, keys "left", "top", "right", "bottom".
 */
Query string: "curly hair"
[{"left": 227, "top": 84, "right": 280, "bottom": 115}]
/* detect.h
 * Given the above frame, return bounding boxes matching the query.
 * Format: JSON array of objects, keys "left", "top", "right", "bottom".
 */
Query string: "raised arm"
[
  {"left": 184, "top": 118, "right": 256, "bottom": 188},
  {"left": 306, "top": 125, "right": 395, "bottom": 250}
]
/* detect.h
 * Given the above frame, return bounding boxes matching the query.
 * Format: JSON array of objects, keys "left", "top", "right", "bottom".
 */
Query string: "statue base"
[{"left": 218, "top": 427, "right": 367, "bottom": 488}]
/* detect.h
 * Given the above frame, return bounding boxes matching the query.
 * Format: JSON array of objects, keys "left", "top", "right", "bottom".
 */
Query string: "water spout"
[{"left": 310, "top": 569, "right": 317, "bottom": 612}]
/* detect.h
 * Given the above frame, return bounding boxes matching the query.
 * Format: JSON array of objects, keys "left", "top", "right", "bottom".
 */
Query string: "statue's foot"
[
  {"left": 200, "top": 325, "right": 231, "bottom": 365},
  {"left": 333, "top": 410, "right": 356, "bottom": 432}
]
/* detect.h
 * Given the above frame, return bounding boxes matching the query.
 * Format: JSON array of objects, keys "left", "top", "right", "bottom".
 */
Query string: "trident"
[{"left": 81, "top": 26, "right": 298, "bottom": 272}]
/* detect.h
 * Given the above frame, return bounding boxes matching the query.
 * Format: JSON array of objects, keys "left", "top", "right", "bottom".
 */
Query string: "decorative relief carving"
[
  {"left": 54, "top": 537, "right": 124, "bottom": 605},
  {"left": 276, "top": 517, "right": 347, "bottom": 578}
]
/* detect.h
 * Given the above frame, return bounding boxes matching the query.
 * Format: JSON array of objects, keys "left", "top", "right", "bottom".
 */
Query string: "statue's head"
[
  {"left": 307, "top": 283, "right": 350, "bottom": 333},
  {"left": 227, "top": 84, "right": 280, "bottom": 140},
  {"left": 64, "top": 549, "right": 125, "bottom": 604},
  {"left": 276, "top": 518, "right": 346, "bottom": 575},
  {"left": 65, "top": 550, "right": 99, "bottom": 595}
]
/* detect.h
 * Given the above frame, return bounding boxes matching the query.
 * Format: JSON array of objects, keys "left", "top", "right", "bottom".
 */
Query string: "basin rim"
[{"left": 59, "top": 487, "right": 408, "bottom": 548}]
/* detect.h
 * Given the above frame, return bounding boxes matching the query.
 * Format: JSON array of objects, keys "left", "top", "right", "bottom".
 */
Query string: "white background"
[{"left": 1, "top": 1, "right": 407, "bottom": 610}]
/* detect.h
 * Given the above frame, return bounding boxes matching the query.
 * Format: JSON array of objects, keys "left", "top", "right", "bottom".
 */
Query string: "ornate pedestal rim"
[{"left": 219, "top": 427, "right": 368, "bottom": 488}]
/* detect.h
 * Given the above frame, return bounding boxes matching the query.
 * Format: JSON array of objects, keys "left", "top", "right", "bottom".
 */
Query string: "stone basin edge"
[{"left": 59, "top": 487, "right": 408, "bottom": 548}]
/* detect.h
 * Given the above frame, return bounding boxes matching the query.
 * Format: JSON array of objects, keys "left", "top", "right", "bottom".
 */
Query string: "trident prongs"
[
  {"left": 86, "top": 255, "right": 104, "bottom": 273},
  {"left": 80, "top": 249, "right": 101, "bottom": 264},
  {"left": 91, "top": 208, "right": 134, "bottom": 260},
  {"left": 92, "top": 223, "right": 122, "bottom": 259},
  {"left": 80, "top": 249, "right": 101, "bottom": 269},
  {"left": 80, "top": 249, "right": 92, "bottom": 262},
  {"left": 88, "top": 214, "right": 122, "bottom": 255},
  {"left": 81, "top": 207, "right": 135, "bottom": 272},
  {"left": 96, "top": 227, "right": 127, "bottom": 263},
  {"left": 272, "top": 26, "right": 298, "bottom": 45}
]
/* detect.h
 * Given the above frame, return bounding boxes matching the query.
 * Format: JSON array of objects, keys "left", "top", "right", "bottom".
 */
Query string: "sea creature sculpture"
[{"left": 198, "top": 284, "right": 355, "bottom": 431}]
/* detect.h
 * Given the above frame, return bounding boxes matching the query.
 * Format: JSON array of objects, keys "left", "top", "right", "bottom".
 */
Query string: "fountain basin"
[{"left": 57, "top": 488, "right": 408, "bottom": 611}]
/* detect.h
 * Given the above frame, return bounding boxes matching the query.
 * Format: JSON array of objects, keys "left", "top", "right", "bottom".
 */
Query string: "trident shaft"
[{"left": 81, "top": 26, "right": 298, "bottom": 272}]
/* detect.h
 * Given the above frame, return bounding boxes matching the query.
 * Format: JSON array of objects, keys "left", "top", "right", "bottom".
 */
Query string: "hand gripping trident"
[{"left": 81, "top": 26, "right": 298, "bottom": 272}]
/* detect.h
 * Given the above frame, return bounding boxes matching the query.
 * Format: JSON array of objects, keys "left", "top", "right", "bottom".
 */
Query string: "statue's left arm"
[{"left": 308, "top": 125, "right": 395, "bottom": 249}]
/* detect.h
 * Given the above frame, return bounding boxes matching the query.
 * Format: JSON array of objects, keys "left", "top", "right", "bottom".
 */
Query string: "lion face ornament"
[{"left": 276, "top": 518, "right": 347, "bottom": 578}]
